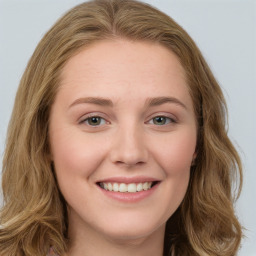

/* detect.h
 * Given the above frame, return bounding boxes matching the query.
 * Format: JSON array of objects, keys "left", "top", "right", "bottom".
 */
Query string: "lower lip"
[{"left": 98, "top": 183, "right": 160, "bottom": 203}]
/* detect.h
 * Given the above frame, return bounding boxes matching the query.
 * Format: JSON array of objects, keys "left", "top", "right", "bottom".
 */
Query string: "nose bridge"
[{"left": 110, "top": 121, "right": 148, "bottom": 166}]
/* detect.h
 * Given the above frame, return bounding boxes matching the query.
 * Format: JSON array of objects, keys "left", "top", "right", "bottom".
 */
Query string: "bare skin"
[{"left": 49, "top": 39, "right": 197, "bottom": 256}]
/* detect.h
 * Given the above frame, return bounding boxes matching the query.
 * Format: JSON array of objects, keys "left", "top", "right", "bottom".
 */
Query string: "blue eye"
[
  {"left": 149, "top": 116, "right": 174, "bottom": 125},
  {"left": 83, "top": 116, "right": 107, "bottom": 126}
]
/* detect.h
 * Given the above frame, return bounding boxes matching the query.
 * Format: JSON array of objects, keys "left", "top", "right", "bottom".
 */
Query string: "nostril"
[{"left": 115, "top": 161, "right": 145, "bottom": 167}]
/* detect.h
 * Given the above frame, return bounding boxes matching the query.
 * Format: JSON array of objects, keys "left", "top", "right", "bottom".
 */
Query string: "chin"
[{"left": 93, "top": 213, "right": 166, "bottom": 242}]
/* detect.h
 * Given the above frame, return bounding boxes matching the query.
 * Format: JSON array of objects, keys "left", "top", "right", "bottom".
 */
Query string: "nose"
[{"left": 109, "top": 125, "right": 149, "bottom": 167}]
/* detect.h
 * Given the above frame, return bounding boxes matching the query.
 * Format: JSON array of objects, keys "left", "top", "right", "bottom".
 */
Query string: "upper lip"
[{"left": 96, "top": 176, "right": 160, "bottom": 184}]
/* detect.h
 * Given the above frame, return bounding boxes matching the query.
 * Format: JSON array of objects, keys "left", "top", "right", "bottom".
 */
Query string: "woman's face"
[{"left": 49, "top": 39, "right": 197, "bottom": 242}]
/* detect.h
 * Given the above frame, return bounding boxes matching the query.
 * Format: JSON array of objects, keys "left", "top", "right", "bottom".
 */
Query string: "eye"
[
  {"left": 81, "top": 116, "right": 107, "bottom": 126},
  {"left": 149, "top": 116, "right": 175, "bottom": 125}
]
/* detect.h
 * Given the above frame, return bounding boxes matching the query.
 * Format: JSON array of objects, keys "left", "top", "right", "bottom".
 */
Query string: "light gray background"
[{"left": 0, "top": 0, "right": 255, "bottom": 255}]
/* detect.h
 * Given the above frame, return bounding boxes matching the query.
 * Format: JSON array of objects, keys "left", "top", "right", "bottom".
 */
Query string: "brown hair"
[{"left": 0, "top": 0, "right": 242, "bottom": 255}]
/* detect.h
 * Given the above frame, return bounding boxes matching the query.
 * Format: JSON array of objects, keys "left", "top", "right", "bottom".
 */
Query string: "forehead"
[{"left": 57, "top": 39, "right": 192, "bottom": 108}]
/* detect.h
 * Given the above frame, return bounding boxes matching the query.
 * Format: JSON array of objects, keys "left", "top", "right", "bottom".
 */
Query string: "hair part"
[{"left": 0, "top": 0, "right": 242, "bottom": 255}]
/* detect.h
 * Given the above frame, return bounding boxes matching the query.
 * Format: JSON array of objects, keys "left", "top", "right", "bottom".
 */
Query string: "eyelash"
[
  {"left": 80, "top": 115, "right": 108, "bottom": 127},
  {"left": 79, "top": 114, "right": 177, "bottom": 127},
  {"left": 148, "top": 116, "right": 176, "bottom": 126}
]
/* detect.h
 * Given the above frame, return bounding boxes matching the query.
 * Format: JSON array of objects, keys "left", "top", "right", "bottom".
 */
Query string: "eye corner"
[
  {"left": 78, "top": 114, "right": 110, "bottom": 128},
  {"left": 147, "top": 115, "right": 177, "bottom": 126}
]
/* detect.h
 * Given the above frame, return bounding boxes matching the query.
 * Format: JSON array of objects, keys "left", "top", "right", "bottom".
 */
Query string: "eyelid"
[
  {"left": 79, "top": 112, "right": 110, "bottom": 125},
  {"left": 78, "top": 112, "right": 178, "bottom": 127},
  {"left": 146, "top": 112, "right": 178, "bottom": 124},
  {"left": 148, "top": 117, "right": 175, "bottom": 125}
]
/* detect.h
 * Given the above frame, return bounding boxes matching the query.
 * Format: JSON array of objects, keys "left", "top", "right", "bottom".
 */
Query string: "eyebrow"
[
  {"left": 69, "top": 96, "right": 187, "bottom": 109},
  {"left": 69, "top": 97, "right": 114, "bottom": 108},
  {"left": 145, "top": 96, "right": 187, "bottom": 109}
]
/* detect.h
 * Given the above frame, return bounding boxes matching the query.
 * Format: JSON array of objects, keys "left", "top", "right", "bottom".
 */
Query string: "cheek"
[
  {"left": 50, "top": 128, "right": 107, "bottom": 181},
  {"left": 150, "top": 130, "right": 197, "bottom": 177},
  {"left": 143, "top": 130, "right": 196, "bottom": 221}
]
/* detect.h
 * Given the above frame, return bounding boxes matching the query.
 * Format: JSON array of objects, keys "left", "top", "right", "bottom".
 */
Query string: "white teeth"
[
  {"left": 143, "top": 182, "right": 149, "bottom": 190},
  {"left": 99, "top": 182, "right": 154, "bottom": 193},
  {"left": 136, "top": 183, "right": 143, "bottom": 192},
  {"left": 107, "top": 183, "right": 112, "bottom": 191},
  {"left": 119, "top": 183, "right": 127, "bottom": 193},
  {"left": 127, "top": 183, "right": 137, "bottom": 192},
  {"left": 113, "top": 183, "right": 119, "bottom": 192}
]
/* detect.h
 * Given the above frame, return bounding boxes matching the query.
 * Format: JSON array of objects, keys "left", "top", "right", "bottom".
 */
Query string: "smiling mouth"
[{"left": 97, "top": 181, "right": 159, "bottom": 193}]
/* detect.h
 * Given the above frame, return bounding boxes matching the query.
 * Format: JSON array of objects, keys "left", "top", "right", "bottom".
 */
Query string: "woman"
[{"left": 0, "top": 0, "right": 242, "bottom": 255}]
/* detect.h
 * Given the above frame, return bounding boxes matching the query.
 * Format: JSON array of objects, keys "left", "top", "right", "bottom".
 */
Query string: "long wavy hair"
[{"left": 0, "top": 0, "right": 242, "bottom": 255}]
